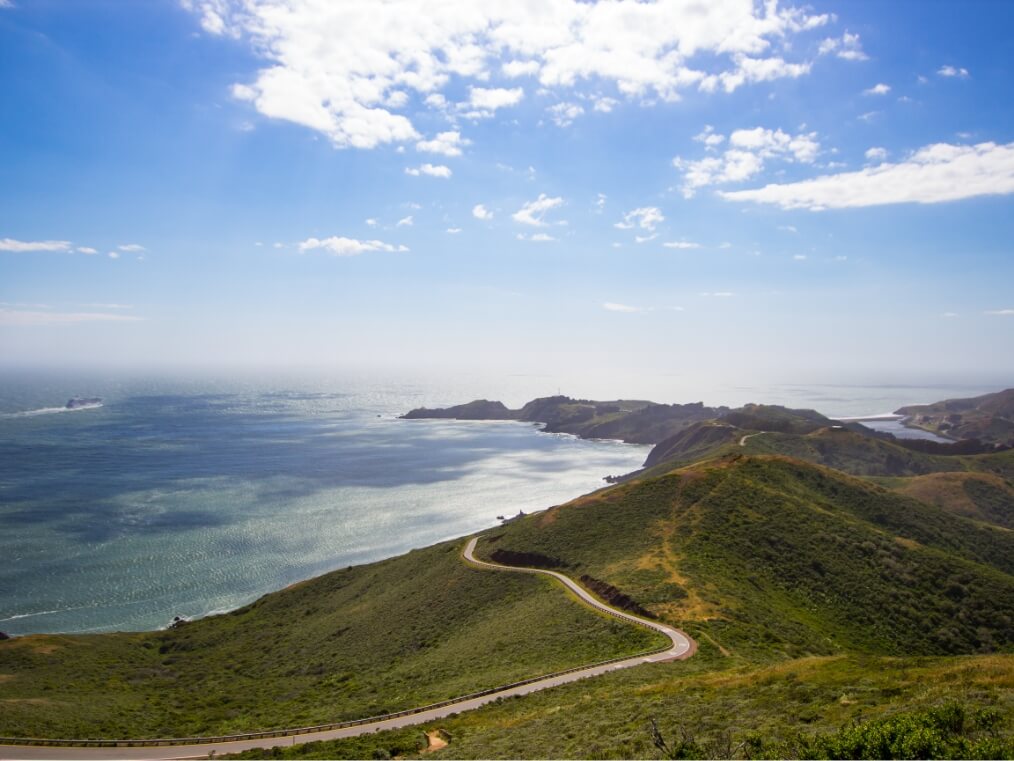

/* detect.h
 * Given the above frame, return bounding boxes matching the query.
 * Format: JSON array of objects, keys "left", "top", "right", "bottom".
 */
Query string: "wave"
[
  {"left": 2, "top": 403, "right": 103, "bottom": 418},
  {"left": 0, "top": 609, "right": 65, "bottom": 623}
]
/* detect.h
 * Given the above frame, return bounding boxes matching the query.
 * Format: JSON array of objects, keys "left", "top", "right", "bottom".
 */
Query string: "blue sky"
[{"left": 1, "top": 0, "right": 1012, "bottom": 385}]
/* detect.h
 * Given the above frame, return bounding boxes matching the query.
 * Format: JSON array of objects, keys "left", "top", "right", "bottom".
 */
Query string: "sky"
[{"left": 1, "top": 0, "right": 1012, "bottom": 386}]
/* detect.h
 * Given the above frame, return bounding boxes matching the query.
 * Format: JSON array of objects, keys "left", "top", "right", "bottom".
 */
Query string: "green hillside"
[
  {"left": 742, "top": 428, "right": 1014, "bottom": 478},
  {"left": 872, "top": 471, "right": 1014, "bottom": 529},
  {"left": 639, "top": 421, "right": 1014, "bottom": 480},
  {"left": 478, "top": 455, "right": 1014, "bottom": 660},
  {"left": 227, "top": 654, "right": 1014, "bottom": 760},
  {"left": 0, "top": 540, "right": 661, "bottom": 739}
]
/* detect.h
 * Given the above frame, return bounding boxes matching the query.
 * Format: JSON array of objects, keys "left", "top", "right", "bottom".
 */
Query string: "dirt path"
[{"left": 739, "top": 432, "right": 764, "bottom": 447}]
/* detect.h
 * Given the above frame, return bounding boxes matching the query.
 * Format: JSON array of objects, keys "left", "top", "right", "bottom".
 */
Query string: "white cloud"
[
  {"left": 594, "top": 193, "right": 607, "bottom": 212},
  {"left": 396, "top": 215, "right": 414, "bottom": 227},
  {"left": 298, "top": 236, "right": 409, "bottom": 256},
  {"left": 365, "top": 218, "right": 378, "bottom": 227},
  {"left": 778, "top": 225, "right": 798, "bottom": 233},
  {"left": 547, "top": 101, "right": 584, "bottom": 127},
  {"left": 818, "top": 30, "right": 867, "bottom": 61},
  {"left": 663, "top": 240, "right": 701, "bottom": 249},
  {"left": 729, "top": 127, "right": 820, "bottom": 161},
  {"left": 942, "top": 312, "right": 958, "bottom": 318},
  {"left": 416, "top": 130, "right": 470, "bottom": 156},
  {"left": 118, "top": 243, "right": 146, "bottom": 252},
  {"left": 693, "top": 126, "right": 725, "bottom": 149},
  {"left": 502, "top": 60, "right": 540, "bottom": 78},
  {"left": 635, "top": 234, "right": 658, "bottom": 244},
  {"left": 863, "top": 83, "right": 891, "bottom": 95},
  {"left": 720, "top": 141, "right": 1014, "bottom": 210},
  {"left": 446, "top": 227, "right": 462, "bottom": 234},
  {"left": 472, "top": 204, "right": 494, "bottom": 221},
  {"left": 615, "top": 207, "right": 664, "bottom": 231},
  {"left": 699, "top": 55, "right": 810, "bottom": 94},
  {"left": 986, "top": 309, "right": 1014, "bottom": 316},
  {"left": 405, "top": 163, "right": 452, "bottom": 178},
  {"left": 938, "top": 65, "right": 970, "bottom": 78},
  {"left": 700, "top": 291, "right": 734, "bottom": 297},
  {"left": 593, "top": 97, "right": 618, "bottom": 113},
  {"left": 108, "top": 251, "right": 121, "bottom": 259},
  {"left": 512, "top": 194, "right": 564, "bottom": 227},
  {"left": 865, "top": 146, "right": 888, "bottom": 162},
  {"left": 0, "top": 309, "right": 144, "bottom": 326},
  {"left": 603, "top": 302, "right": 643, "bottom": 313},
  {"left": 463, "top": 86, "right": 524, "bottom": 118},
  {"left": 385, "top": 90, "right": 409, "bottom": 108},
  {"left": 0, "top": 1, "right": 15, "bottom": 8},
  {"left": 0, "top": 238, "right": 72, "bottom": 252},
  {"left": 718, "top": 241, "right": 732, "bottom": 249},
  {"left": 517, "top": 232, "right": 556, "bottom": 242},
  {"left": 674, "top": 126, "right": 819, "bottom": 197},
  {"left": 793, "top": 254, "right": 807, "bottom": 260},
  {"left": 858, "top": 110, "right": 879, "bottom": 123},
  {"left": 188, "top": 0, "right": 831, "bottom": 149},
  {"left": 76, "top": 246, "right": 98, "bottom": 254}
]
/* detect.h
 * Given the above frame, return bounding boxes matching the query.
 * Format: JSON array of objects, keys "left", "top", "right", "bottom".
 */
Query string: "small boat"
[{"left": 65, "top": 397, "right": 102, "bottom": 409}]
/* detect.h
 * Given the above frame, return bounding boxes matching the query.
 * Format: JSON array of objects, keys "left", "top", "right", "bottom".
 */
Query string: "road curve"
[
  {"left": 0, "top": 537, "right": 694, "bottom": 761},
  {"left": 462, "top": 537, "right": 694, "bottom": 663}
]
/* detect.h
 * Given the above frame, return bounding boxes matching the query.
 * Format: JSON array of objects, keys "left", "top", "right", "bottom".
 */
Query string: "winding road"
[{"left": 0, "top": 537, "right": 694, "bottom": 761}]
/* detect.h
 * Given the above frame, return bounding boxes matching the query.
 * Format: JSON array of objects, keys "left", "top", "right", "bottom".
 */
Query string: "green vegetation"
[
  {"left": 741, "top": 428, "right": 1014, "bottom": 478},
  {"left": 482, "top": 455, "right": 1014, "bottom": 660},
  {"left": 871, "top": 471, "right": 1014, "bottom": 529},
  {"left": 225, "top": 655, "right": 1014, "bottom": 759},
  {"left": 0, "top": 539, "right": 662, "bottom": 739}
]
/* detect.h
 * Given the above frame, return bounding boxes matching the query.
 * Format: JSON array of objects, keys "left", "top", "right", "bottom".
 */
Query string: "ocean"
[{"left": 0, "top": 369, "right": 1002, "bottom": 635}]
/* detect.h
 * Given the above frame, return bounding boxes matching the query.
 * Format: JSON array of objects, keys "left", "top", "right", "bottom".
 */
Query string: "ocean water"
[{"left": 0, "top": 370, "right": 1003, "bottom": 635}]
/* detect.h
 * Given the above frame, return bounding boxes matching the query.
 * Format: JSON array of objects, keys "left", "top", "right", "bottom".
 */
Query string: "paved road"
[
  {"left": 1, "top": 537, "right": 694, "bottom": 761},
  {"left": 739, "top": 432, "right": 765, "bottom": 447},
  {"left": 462, "top": 538, "right": 694, "bottom": 663}
]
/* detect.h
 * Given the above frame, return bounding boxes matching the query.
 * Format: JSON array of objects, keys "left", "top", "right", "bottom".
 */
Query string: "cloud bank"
[
  {"left": 720, "top": 141, "right": 1014, "bottom": 210},
  {"left": 186, "top": 0, "right": 832, "bottom": 149}
]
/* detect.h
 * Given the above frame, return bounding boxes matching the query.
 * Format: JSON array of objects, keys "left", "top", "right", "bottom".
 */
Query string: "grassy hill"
[
  {"left": 742, "top": 428, "right": 1014, "bottom": 478},
  {"left": 871, "top": 471, "right": 1014, "bottom": 529},
  {"left": 637, "top": 421, "right": 1014, "bottom": 481},
  {"left": 478, "top": 455, "right": 1014, "bottom": 661},
  {"left": 0, "top": 539, "right": 662, "bottom": 739},
  {"left": 226, "top": 654, "right": 1014, "bottom": 759}
]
